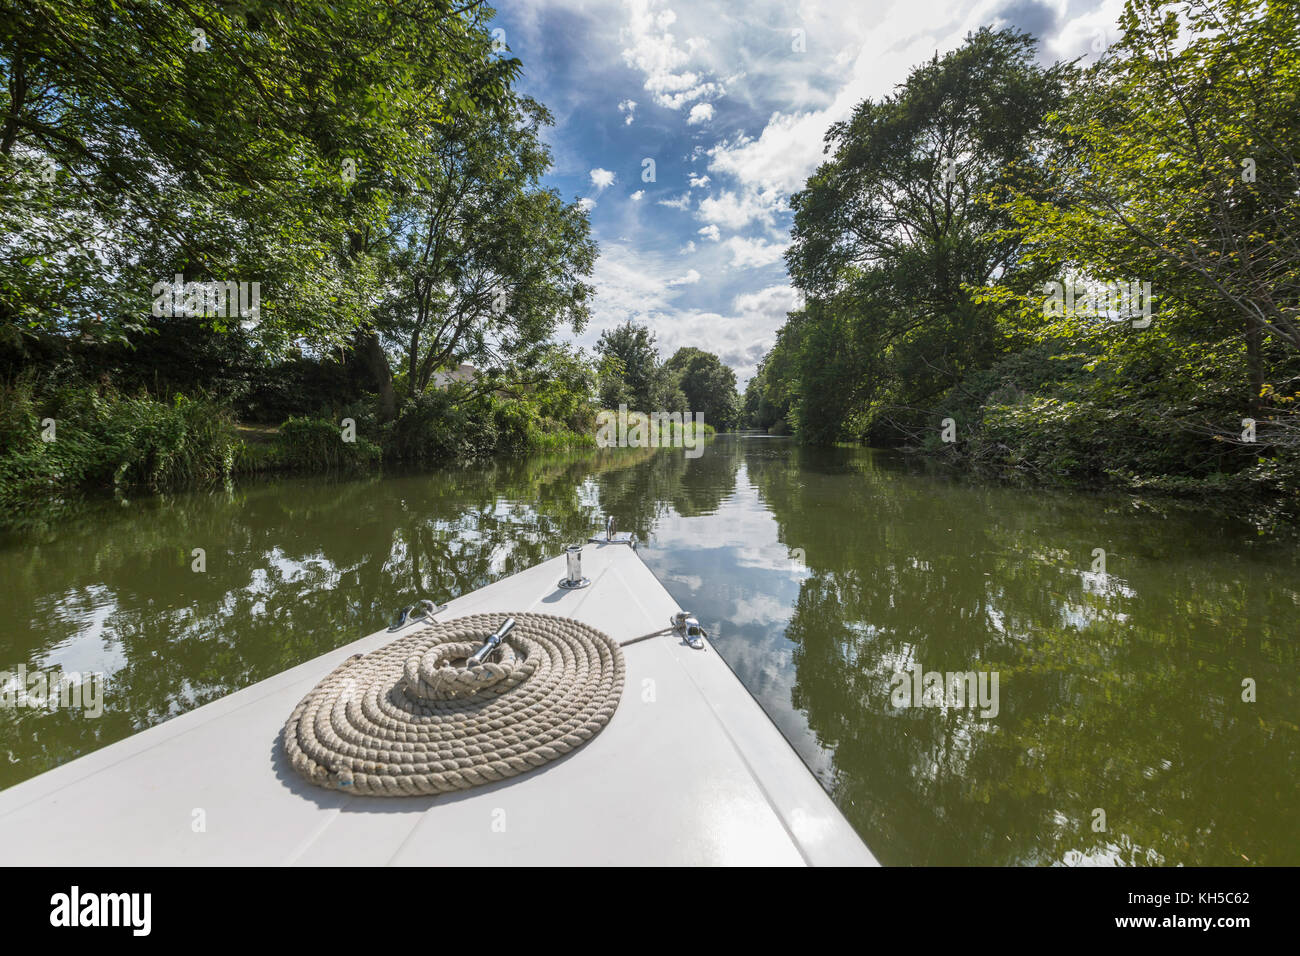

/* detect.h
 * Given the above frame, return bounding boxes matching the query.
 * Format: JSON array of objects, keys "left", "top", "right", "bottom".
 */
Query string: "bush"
[
  {"left": 0, "top": 377, "right": 601, "bottom": 524},
  {"left": 274, "top": 416, "right": 382, "bottom": 471},
  {"left": 384, "top": 389, "right": 490, "bottom": 464},
  {"left": 383, "top": 389, "right": 594, "bottom": 464},
  {"left": 0, "top": 380, "right": 237, "bottom": 516},
  {"left": 916, "top": 339, "right": 1298, "bottom": 496}
]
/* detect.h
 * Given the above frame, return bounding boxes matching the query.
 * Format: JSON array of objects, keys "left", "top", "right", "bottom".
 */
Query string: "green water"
[{"left": 1, "top": 436, "right": 1296, "bottom": 864}]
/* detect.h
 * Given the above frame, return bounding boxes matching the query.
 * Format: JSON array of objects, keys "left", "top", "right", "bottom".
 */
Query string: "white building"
[{"left": 431, "top": 363, "right": 478, "bottom": 388}]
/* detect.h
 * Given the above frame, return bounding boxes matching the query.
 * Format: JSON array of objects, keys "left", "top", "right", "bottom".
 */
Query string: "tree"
[
  {"left": 595, "top": 321, "right": 662, "bottom": 411},
  {"left": 376, "top": 92, "right": 596, "bottom": 399},
  {"left": 0, "top": 0, "right": 517, "bottom": 354},
  {"left": 783, "top": 27, "right": 1073, "bottom": 441},
  {"left": 665, "top": 347, "right": 740, "bottom": 429},
  {"left": 994, "top": 0, "right": 1300, "bottom": 421},
  {"left": 742, "top": 362, "right": 774, "bottom": 430}
]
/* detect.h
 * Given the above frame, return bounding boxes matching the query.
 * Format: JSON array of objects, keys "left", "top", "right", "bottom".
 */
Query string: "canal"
[{"left": 1, "top": 435, "right": 1296, "bottom": 864}]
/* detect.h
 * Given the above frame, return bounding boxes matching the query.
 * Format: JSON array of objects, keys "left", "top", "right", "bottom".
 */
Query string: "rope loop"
[{"left": 283, "top": 612, "right": 625, "bottom": 796}]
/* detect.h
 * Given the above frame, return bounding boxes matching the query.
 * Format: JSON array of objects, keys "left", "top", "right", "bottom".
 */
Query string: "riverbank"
[
  {"left": 897, "top": 416, "right": 1300, "bottom": 510},
  {"left": 742, "top": 8, "right": 1300, "bottom": 507},
  {"left": 0, "top": 377, "right": 727, "bottom": 534},
  {"left": 0, "top": 379, "right": 597, "bottom": 533}
]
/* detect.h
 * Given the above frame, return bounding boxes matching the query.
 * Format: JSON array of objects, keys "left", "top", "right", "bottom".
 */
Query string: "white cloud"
[
  {"left": 687, "top": 102, "right": 715, "bottom": 125},
  {"left": 578, "top": 197, "right": 597, "bottom": 212},
  {"left": 534, "top": 0, "right": 1131, "bottom": 385},
  {"left": 585, "top": 243, "right": 674, "bottom": 322},
  {"left": 692, "top": 0, "right": 1093, "bottom": 237},
  {"left": 706, "top": 116, "right": 826, "bottom": 201},
  {"left": 1043, "top": 0, "right": 1130, "bottom": 64},
  {"left": 589, "top": 167, "right": 616, "bottom": 191},
  {"left": 696, "top": 188, "right": 782, "bottom": 231},
  {"left": 580, "top": 243, "right": 796, "bottom": 383},
  {"left": 733, "top": 283, "right": 799, "bottom": 317},
  {"left": 724, "top": 235, "right": 788, "bottom": 269},
  {"left": 619, "top": 0, "right": 724, "bottom": 110},
  {"left": 726, "top": 284, "right": 801, "bottom": 379}
]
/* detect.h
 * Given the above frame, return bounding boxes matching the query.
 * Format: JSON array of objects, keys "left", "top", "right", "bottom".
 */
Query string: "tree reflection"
[{"left": 747, "top": 442, "right": 1299, "bottom": 865}]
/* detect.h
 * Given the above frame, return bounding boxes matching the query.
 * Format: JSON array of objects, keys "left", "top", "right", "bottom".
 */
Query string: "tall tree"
[
  {"left": 596, "top": 321, "right": 663, "bottom": 411},
  {"left": 664, "top": 347, "right": 739, "bottom": 429},
  {"left": 784, "top": 28, "right": 1073, "bottom": 440},
  {"left": 0, "top": 0, "right": 516, "bottom": 355},
  {"left": 378, "top": 94, "right": 596, "bottom": 397},
  {"left": 994, "top": 0, "right": 1300, "bottom": 418}
]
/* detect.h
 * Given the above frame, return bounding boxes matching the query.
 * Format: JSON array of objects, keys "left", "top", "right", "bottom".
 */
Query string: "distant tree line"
[{"left": 595, "top": 320, "right": 740, "bottom": 430}]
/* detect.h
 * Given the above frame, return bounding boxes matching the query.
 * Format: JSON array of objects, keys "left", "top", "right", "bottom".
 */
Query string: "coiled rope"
[{"left": 283, "top": 612, "right": 625, "bottom": 796}]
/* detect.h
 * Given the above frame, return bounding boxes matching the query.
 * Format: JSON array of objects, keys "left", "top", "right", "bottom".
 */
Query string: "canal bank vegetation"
[
  {"left": 0, "top": 362, "right": 603, "bottom": 520},
  {"left": 0, "top": 1, "right": 737, "bottom": 526},
  {"left": 743, "top": 0, "right": 1300, "bottom": 502}
]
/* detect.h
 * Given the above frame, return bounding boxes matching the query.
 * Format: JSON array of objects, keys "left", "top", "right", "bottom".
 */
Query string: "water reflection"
[
  {"left": 642, "top": 440, "right": 1299, "bottom": 866},
  {"left": 1, "top": 437, "right": 1296, "bottom": 865}
]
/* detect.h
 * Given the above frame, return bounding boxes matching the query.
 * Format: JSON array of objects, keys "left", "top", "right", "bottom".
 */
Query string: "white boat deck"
[{"left": 0, "top": 543, "right": 877, "bottom": 866}]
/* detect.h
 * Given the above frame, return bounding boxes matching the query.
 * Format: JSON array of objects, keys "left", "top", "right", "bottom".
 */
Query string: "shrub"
[
  {"left": 274, "top": 416, "right": 381, "bottom": 471},
  {"left": 383, "top": 389, "right": 595, "bottom": 464},
  {"left": 0, "top": 380, "right": 237, "bottom": 517},
  {"left": 384, "top": 389, "right": 492, "bottom": 464}
]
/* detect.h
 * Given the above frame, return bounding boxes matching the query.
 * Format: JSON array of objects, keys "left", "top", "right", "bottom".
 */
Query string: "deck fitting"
[{"left": 558, "top": 543, "right": 592, "bottom": 589}]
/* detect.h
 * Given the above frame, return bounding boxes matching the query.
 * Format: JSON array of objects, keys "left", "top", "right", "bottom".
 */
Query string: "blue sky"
[{"left": 490, "top": 0, "right": 1123, "bottom": 384}]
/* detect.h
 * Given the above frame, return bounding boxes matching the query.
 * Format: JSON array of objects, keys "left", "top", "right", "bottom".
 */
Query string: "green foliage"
[
  {"left": 742, "top": 347, "right": 795, "bottom": 432},
  {"left": 382, "top": 388, "right": 591, "bottom": 466},
  {"left": 993, "top": 0, "right": 1300, "bottom": 367},
  {"left": 772, "top": 27, "right": 1072, "bottom": 446},
  {"left": 0, "top": 375, "right": 601, "bottom": 523},
  {"left": 502, "top": 343, "right": 600, "bottom": 435},
  {"left": 1, "top": 0, "right": 517, "bottom": 350},
  {"left": 0, "top": 0, "right": 609, "bottom": 513},
  {"left": 596, "top": 321, "right": 664, "bottom": 411},
  {"left": 273, "top": 418, "right": 382, "bottom": 472},
  {"left": 385, "top": 389, "right": 491, "bottom": 464},
  {"left": 664, "top": 347, "right": 740, "bottom": 430},
  {"left": 602, "top": 411, "right": 716, "bottom": 443},
  {"left": 380, "top": 95, "right": 596, "bottom": 394},
  {"left": 596, "top": 323, "right": 739, "bottom": 430},
  {"left": 750, "top": 5, "right": 1300, "bottom": 500},
  {"left": 0, "top": 381, "right": 236, "bottom": 514}
]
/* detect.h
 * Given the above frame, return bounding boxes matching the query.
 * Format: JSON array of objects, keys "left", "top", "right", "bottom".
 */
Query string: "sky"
[{"left": 490, "top": 0, "right": 1127, "bottom": 385}]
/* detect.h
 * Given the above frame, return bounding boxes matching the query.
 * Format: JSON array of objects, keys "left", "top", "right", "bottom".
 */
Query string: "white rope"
[{"left": 283, "top": 612, "right": 624, "bottom": 796}]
